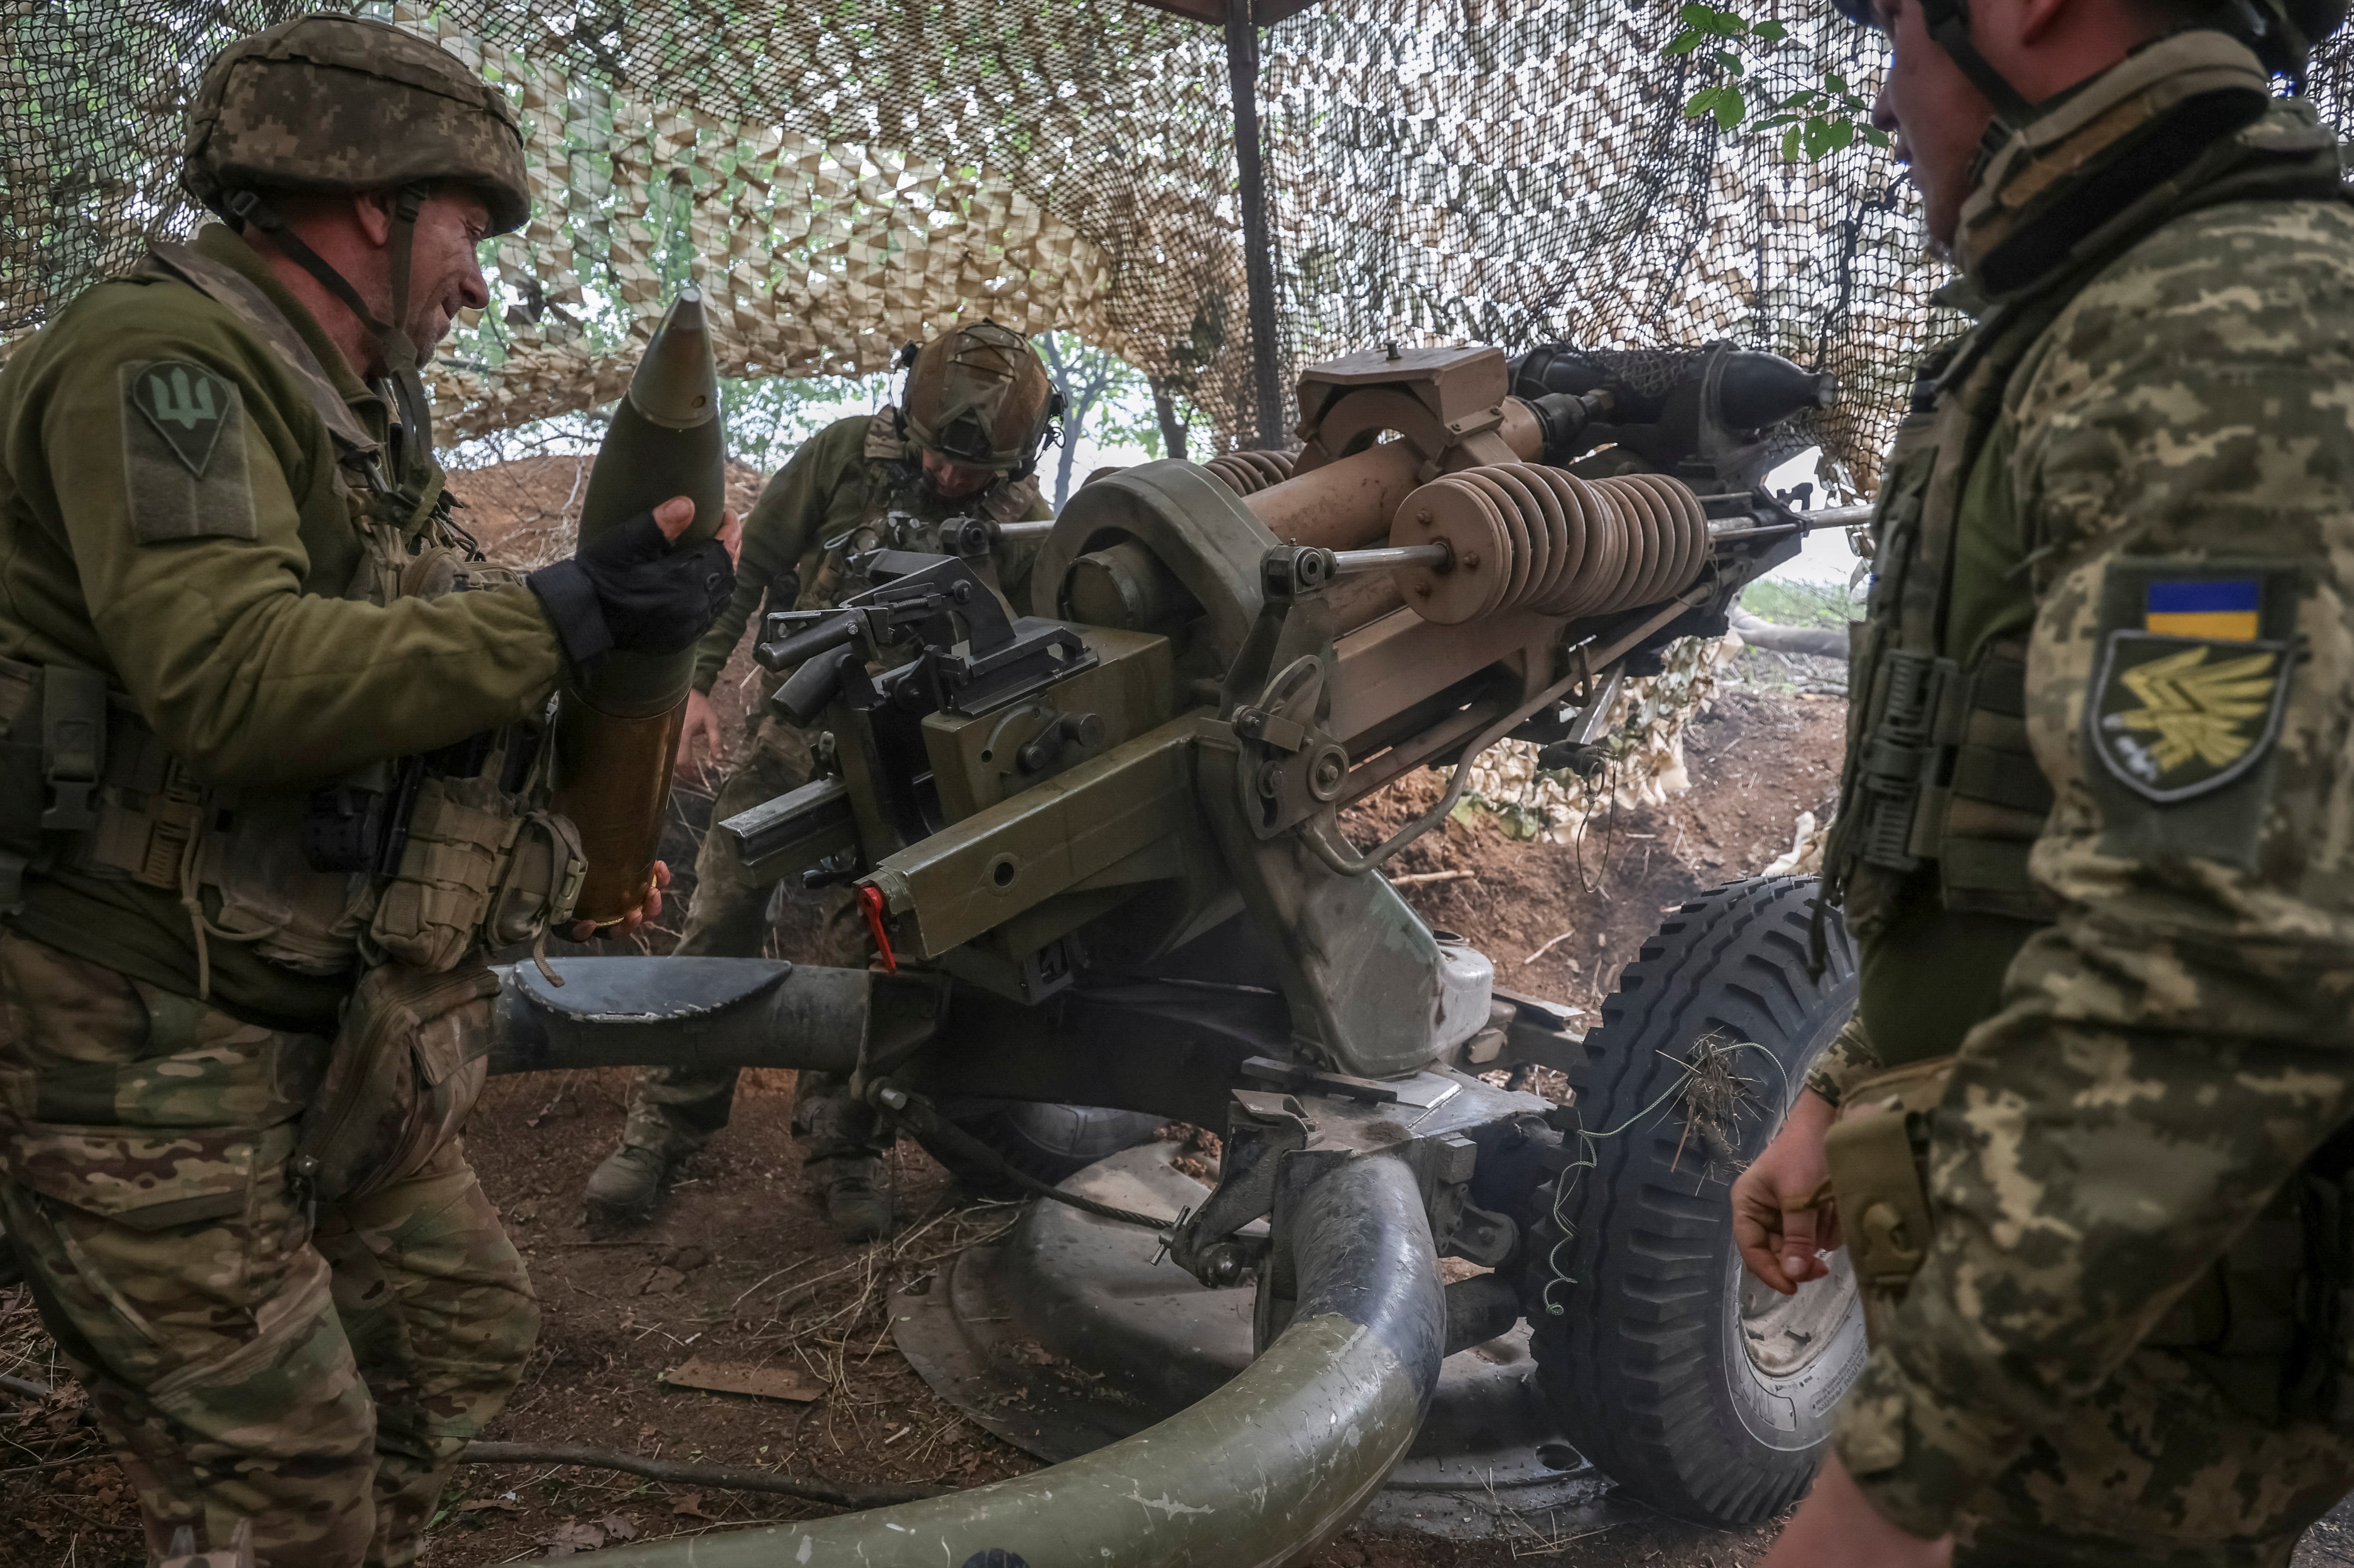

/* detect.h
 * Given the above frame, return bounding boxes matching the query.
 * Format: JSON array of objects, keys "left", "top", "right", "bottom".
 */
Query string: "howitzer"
[{"left": 496, "top": 341, "right": 1869, "bottom": 1567}]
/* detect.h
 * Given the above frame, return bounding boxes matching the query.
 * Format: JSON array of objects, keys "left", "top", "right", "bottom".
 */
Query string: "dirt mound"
[{"left": 452, "top": 453, "right": 770, "bottom": 571}]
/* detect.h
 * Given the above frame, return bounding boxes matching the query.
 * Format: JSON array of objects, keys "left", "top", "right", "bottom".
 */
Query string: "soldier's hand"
[
  {"left": 565, "top": 859, "right": 672, "bottom": 943},
  {"left": 530, "top": 499, "right": 743, "bottom": 664},
  {"left": 1731, "top": 1086, "right": 1840, "bottom": 1295},
  {"left": 675, "top": 688, "right": 725, "bottom": 785},
  {"left": 652, "top": 495, "right": 745, "bottom": 568},
  {"left": 1758, "top": 1451, "right": 1951, "bottom": 1567}
]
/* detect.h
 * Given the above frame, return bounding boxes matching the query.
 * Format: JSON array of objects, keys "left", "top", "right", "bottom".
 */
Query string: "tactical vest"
[
  {"left": 1821, "top": 337, "right": 2057, "bottom": 938},
  {"left": 0, "top": 243, "right": 582, "bottom": 996},
  {"left": 1821, "top": 48, "right": 2349, "bottom": 944}
]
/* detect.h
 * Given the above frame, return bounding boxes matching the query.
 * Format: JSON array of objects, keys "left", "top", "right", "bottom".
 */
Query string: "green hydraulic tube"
[
  {"left": 549, "top": 285, "right": 727, "bottom": 923},
  {"left": 567, "top": 1153, "right": 1446, "bottom": 1567}
]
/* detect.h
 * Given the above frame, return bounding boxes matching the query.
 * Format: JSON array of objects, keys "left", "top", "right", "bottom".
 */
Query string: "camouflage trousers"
[
  {"left": 624, "top": 714, "right": 880, "bottom": 1171},
  {"left": 0, "top": 930, "right": 536, "bottom": 1568},
  {"left": 1944, "top": 1344, "right": 2354, "bottom": 1567}
]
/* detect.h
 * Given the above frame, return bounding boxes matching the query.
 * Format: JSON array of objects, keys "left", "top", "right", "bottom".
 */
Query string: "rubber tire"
[
  {"left": 1527, "top": 874, "right": 1861, "bottom": 1525},
  {"left": 921, "top": 1099, "right": 1167, "bottom": 1195}
]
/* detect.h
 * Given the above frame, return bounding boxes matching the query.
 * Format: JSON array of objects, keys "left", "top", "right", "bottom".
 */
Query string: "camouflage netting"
[{"left": 7, "top": 1, "right": 2354, "bottom": 492}]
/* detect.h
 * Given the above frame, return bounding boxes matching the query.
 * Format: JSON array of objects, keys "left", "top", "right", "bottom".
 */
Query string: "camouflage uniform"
[
  {"left": 617, "top": 410, "right": 1047, "bottom": 1187},
  {"left": 1812, "top": 31, "right": 2354, "bottom": 1564},
  {"left": 0, "top": 19, "right": 604, "bottom": 1564}
]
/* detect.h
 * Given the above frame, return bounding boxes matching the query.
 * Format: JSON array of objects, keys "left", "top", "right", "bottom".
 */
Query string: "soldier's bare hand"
[
  {"left": 675, "top": 689, "right": 724, "bottom": 785},
  {"left": 565, "top": 860, "right": 672, "bottom": 943},
  {"left": 1732, "top": 1087, "right": 1840, "bottom": 1295},
  {"left": 1758, "top": 1451, "right": 1951, "bottom": 1568}
]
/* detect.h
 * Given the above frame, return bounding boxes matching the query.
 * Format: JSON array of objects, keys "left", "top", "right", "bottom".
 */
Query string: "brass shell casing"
[
  {"left": 549, "top": 690, "right": 687, "bottom": 925},
  {"left": 552, "top": 283, "right": 724, "bottom": 921}
]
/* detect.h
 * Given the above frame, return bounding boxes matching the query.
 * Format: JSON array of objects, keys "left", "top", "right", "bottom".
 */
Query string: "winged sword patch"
[{"left": 2089, "top": 631, "right": 2293, "bottom": 802}]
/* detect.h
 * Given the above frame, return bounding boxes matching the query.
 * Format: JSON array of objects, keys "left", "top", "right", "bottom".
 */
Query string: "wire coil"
[{"left": 1388, "top": 465, "right": 1710, "bottom": 625}]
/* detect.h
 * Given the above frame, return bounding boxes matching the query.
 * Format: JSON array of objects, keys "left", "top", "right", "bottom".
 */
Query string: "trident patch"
[
  {"left": 2090, "top": 632, "right": 2293, "bottom": 802},
  {"left": 131, "top": 361, "right": 234, "bottom": 478}
]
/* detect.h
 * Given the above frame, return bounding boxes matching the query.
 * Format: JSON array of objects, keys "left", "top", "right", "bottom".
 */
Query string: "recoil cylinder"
[
  {"left": 1389, "top": 465, "right": 1710, "bottom": 625},
  {"left": 1202, "top": 448, "right": 1298, "bottom": 496}
]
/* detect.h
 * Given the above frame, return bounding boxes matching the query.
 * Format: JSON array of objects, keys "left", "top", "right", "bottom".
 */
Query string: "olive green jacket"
[
  {"left": 0, "top": 224, "right": 564, "bottom": 1028},
  {"left": 691, "top": 410, "right": 1050, "bottom": 701}
]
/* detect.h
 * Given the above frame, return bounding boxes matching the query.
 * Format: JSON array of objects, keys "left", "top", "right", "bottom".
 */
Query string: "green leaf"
[
  {"left": 1714, "top": 86, "right": 1749, "bottom": 128},
  {"left": 1753, "top": 19, "right": 1789, "bottom": 41},
  {"left": 1666, "top": 29, "right": 1706, "bottom": 54},
  {"left": 1782, "top": 123, "right": 1804, "bottom": 161},
  {"left": 1864, "top": 126, "right": 1894, "bottom": 147},
  {"left": 1826, "top": 71, "right": 1849, "bottom": 93},
  {"left": 1713, "top": 48, "right": 1745, "bottom": 74}
]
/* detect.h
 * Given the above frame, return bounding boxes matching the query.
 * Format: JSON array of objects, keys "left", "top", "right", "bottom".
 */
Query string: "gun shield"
[{"left": 550, "top": 285, "right": 726, "bottom": 923}]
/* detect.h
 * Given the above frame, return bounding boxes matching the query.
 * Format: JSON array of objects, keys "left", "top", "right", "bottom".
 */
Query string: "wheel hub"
[{"left": 1738, "top": 1247, "right": 1859, "bottom": 1377}]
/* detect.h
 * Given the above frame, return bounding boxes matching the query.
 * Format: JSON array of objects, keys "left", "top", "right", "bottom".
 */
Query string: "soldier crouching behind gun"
[
  {"left": 582, "top": 321, "right": 1165, "bottom": 1241},
  {"left": 1729, "top": 0, "right": 2354, "bottom": 1562},
  {"left": 0, "top": 17, "right": 740, "bottom": 1566}
]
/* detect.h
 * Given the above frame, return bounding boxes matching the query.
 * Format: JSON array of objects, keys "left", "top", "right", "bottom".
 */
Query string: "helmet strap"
[
  {"left": 1918, "top": 0, "right": 2033, "bottom": 122},
  {"left": 379, "top": 183, "right": 436, "bottom": 472},
  {"left": 225, "top": 184, "right": 438, "bottom": 472}
]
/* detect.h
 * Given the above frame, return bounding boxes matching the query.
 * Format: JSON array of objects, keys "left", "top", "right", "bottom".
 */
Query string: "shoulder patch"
[
  {"left": 119, "top": 359, "right": 256, "bottom": 544},
  {"left": 2088, "top": 632, "right": 2292, "bottom": 801},
  {"left": 129, "top": 361, "right": 236, "bottom": 477}
]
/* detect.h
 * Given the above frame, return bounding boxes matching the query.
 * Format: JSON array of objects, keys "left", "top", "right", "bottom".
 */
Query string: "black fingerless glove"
[{"left": 528, "top": 510, "right": 735, "bottom": 666}]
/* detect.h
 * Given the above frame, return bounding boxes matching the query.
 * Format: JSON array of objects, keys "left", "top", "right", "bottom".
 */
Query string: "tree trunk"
[{"left": 1151, "top": 379, "right": 1189, "bottom": 464}]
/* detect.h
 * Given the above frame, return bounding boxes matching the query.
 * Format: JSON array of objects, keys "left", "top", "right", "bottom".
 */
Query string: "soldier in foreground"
[
  {"left": 0, "top": 17, "right": 737, "bottom": 1565},
  {"left": 1728, "top": 0, "right": 2354, "bottom": 1560},
  {"left": 582, "top": 323, "right": 1058, "bottom": 1239}
]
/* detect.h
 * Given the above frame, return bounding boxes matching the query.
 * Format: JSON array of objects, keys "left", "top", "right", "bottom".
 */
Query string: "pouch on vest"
[
  {"left": 296, "top": 960, "right": 498, "bottom": 1203},
  {"left": 1824, "top": 1054, "right": 1952, "bottom": 1345},
  {"left": 367, "top": 734, "right": 580, "bottom": 972}
]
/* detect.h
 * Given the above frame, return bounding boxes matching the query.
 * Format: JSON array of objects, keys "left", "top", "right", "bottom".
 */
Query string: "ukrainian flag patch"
[{"left": 2144, "top": 579, "right": 2261, "bottom": 641}]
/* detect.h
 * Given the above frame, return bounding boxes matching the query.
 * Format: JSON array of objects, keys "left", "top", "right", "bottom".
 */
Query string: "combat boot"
[
  {"left": 812, "top": 1156, "right": 894, "bottom": 1243},
  {"left": 583, "top": 1142, "right": 670, "bottom": 1227}
]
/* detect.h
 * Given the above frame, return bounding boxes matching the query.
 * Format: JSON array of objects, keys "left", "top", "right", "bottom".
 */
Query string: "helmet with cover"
[
  {"left": 898, "top": 321, "right": 1063, "bottom": 478},
  {"left": 1831, "top": 0, "right": 2349, "bottom": 93},
  {"left": 180, "top": 14, "right": 531, "bottom": 464},
  {"left": 182, "top": 14, "right": 528, "bottom": 234}
]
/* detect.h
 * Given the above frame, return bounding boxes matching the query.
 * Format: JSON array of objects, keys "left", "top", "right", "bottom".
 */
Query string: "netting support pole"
[{"left": 1225, "top": 0, "right": 1285, "bottom": 450}]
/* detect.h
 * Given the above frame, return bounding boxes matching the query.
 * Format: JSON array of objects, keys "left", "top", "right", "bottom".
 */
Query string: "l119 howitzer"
[{"left": 495, "top": 340, "right": 1868, "bottom": 1568}]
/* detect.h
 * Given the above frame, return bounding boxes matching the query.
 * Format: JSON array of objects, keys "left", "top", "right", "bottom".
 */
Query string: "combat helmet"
[
  {"left": 898, "top": 322, "right": 1064, "bottom": 479},
  {"left": 1831, "top": 0, "right": 2348, "bottom": 103},
  {"left": 181, "top": 14, "right": 531, "bottom": 460}
]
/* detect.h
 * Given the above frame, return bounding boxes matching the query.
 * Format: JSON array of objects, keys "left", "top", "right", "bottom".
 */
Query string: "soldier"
[
  {"left": 0, "top": 16, "right": 738, "bottom": 1566},
  {"left": 582, "top": 323, "right": 1060, "bottom": 1240},
  {"left": 1726, "top": 0, "right": 2354, "bottom": 1561}
]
